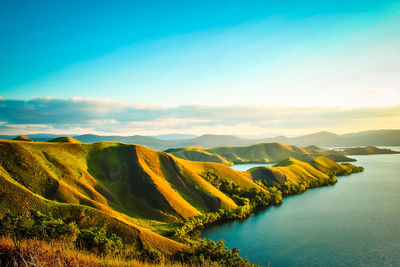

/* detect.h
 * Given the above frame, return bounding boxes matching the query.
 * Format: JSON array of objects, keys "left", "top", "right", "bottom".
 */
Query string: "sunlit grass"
[{"left": 0, "top": 237, "right": 212, "bottom": 267}]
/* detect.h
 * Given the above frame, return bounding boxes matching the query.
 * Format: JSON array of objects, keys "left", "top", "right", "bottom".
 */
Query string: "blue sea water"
[{"left": 203, "top": 154, "right": 400, "bottom": 266}]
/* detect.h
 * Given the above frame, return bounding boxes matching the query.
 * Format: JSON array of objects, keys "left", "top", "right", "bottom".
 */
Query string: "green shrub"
[
  {"left": 75, "top": 227, "right": 123, "bottom": 255},
  {"left": 0, "top": 210, "right": 79, "bottom": 242},
  {"left": 139, "top": 247, "right": 165, "bottom": 263},
  {"left": 194, "top": 239, "right": 252, "bottom": 266}
]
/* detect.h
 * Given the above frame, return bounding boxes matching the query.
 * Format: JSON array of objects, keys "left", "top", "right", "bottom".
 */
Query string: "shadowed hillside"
[
  {"left": 165, "top": 147, "right": 234, "bottom": 166},
  {"left": 0, "top": 139, "right": 365, "bottom": 265},
  {"left": 12, "top": 135, "right": 32, "bottom": 141},
  {"left": 166, "top": 143, "right": 355, "bottom": 165},
  {"left": 0, "top": 139, "right": 266, "bottom": 254},
  {"left": 48, "top": 136, "right": 82, "bottom": 143}
]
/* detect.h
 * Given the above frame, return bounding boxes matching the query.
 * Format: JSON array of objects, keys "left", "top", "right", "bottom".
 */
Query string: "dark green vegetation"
[
  {"left": 0, "top": 138, "right": 363, "bottom": 266},
  {"left": 343, "top": 146, "right": 400, "bottom": 155},
  {"left": 166, "top": 143, "right": 355, "bottom": 165},
  {"left": 1, "top": 129, "right": 399, "bottom": 150}
]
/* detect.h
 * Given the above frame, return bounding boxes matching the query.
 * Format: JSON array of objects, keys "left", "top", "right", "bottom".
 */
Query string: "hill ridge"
[{"left": 166, "top": 142, "right": 354, "bottom": 165}]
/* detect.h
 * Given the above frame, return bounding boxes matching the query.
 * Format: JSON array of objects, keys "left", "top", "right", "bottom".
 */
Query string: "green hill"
[
  {"left": 166, "top": 147, "right": 234, "bottom": 165},
  {"left": 248, "top": 156, "right": 363, "bottom": 195},
  {"left": 0, "top": 139, "right": 267, "bottom": 254},
  {"left": 166, "top": 143, "right": 355, "bottom": 165},
  {"left": 12, "top": 135, "right": 33, "bottom": 141},
  {"left": 0, "top": 139, "right": 364, "bottom": 265},
  {"left": 249, "top": 157, "right": 330, "bottom": 186},
  {"left": 48, "top": 136, "right": 82, "bottom": 143}
]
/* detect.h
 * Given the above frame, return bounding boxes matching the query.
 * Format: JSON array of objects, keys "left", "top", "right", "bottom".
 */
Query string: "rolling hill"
[
  {"left": 48, "top": 136, "right": 82, "bottom": 143},
  {"left": 166, "top": 143, "right": 355, "bottom": 165},
  {"left": 248, "top": 156, "right": 363, "bottom": 189},
  {"left": 0, "top": 138, "right": 267, "bottom": 254},
  {"left": 12, "top": 135, "right": 32, "bottom": 141}
]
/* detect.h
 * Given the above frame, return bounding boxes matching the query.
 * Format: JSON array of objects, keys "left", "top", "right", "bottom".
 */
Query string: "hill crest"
[{"left": 48, "top": 136, "right": 82, "bottom": 143}]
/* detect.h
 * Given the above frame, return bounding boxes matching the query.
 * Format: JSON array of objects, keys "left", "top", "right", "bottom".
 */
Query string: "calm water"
[{"left": 203, "top": 154, "right": 400, "bottom": 266}]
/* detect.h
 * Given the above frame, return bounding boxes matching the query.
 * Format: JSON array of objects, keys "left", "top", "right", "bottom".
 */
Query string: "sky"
[{"left": 1, "top": 0, "right": 399, "bottom": 136}]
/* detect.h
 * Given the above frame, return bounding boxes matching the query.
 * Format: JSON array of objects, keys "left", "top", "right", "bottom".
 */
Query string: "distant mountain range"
[
  {"left": 0, "top": 129, "right": 399, "bottom": 150},
  {"left": 152, "top": 133, "right": 198, "bottom": 140}
]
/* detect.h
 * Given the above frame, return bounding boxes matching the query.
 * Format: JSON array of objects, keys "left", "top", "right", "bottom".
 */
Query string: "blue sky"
[{"left": 0, "top": 1, "right": 399, "bottom": 135}]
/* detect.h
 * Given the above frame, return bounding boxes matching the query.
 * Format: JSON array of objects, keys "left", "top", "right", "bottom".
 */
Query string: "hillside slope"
[
  {"left": 48, "top": 136, "right": 82, "bottom": 143},
  {"left": 248, "top": 156, "right": 363, "bottom": 194},
  {"left": 166, "top": 147, "right": 234, "bottom": 165},
  {"left": 13, "top": 135, "right": 32, "bottom": 141},
  {"left": 0, "top": 139, "right": 266, "bottom": 253},
  {"left": 166, "top": 143, "right": 355, "bottom": 165}
]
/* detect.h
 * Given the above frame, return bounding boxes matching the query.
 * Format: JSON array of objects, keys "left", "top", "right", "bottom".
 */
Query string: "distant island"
[{"left": 343, "top": 146, "right": 400, "bottom": 155}]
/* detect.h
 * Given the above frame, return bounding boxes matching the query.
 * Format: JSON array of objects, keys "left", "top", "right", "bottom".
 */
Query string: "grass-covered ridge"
[
  {"left": 12, "top": 135, "right": 33, "bottom": 141},
  {"left": 166, "top": 142, "right": 355, "bottom": 165},
  {"left": 0, "top": 140, "right": 264, "bottom": 254},
  {"left": 0, "top": 139, "right": 363, "bottom": 265},
  {"left": 48, "top": 136, "right": 82, "bottom": 143},
  {"left": 248, "top": 156, "right": 363, "bottom": 196}
]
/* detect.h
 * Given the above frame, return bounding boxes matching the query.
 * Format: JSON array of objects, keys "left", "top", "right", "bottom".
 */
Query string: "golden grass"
[
  {"left": 249, "top": 157, "right": 330, "bottom": 186},
  {"left": 309, "top": 156, "right": 348, "bottom": 173},
  {"left": 0, "top": 139, "right": 273, "bottom": 254},
  {"left": 0, "top": 237, "right": 200, "bottom": 267}
]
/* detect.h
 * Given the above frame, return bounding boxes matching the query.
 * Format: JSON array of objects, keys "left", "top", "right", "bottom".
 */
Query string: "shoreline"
[{"left": 173, "top": 165, "right": 364, "bottom": 244}]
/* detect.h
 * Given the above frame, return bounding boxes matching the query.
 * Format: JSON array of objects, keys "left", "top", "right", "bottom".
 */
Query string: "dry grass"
[
  {"left": 0, "top": 139, "right": 271, "bottom": 255},
  {"left": 249, "top": 157, "right": 330, "bottom": 186},
  {"left": 0, "top": 237, "right": 205, "bottom": 267}
]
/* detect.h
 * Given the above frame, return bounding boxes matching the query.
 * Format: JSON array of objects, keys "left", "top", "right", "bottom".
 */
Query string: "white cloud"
[{"left": 0, "top": 97, "right": 399, "bottom": 136}]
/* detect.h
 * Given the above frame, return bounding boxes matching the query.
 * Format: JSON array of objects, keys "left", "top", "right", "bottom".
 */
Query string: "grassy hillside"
[
  {"left": 0, "top": 139, "right": 266, "bottom": 255},
  {"left": 13, "top": 135, "right": 32, "bottom": 141},
  {"left": 48, "top": 136, "right": 82, "bottom": 143},
  {"left": 166, "top": 147, "right": 234, "bottom": 166},
  {"left": 166, "top": 143, "right": 355, "bottom": 165},
  {"left": 248, "top": 157, "right": 330, "bottom": 186},
  {"left": 0, "top": 139, "right": 365, "bottom": 265},
  {"left": 248, "top": 156, "right": 363, "bottom": 196}
]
